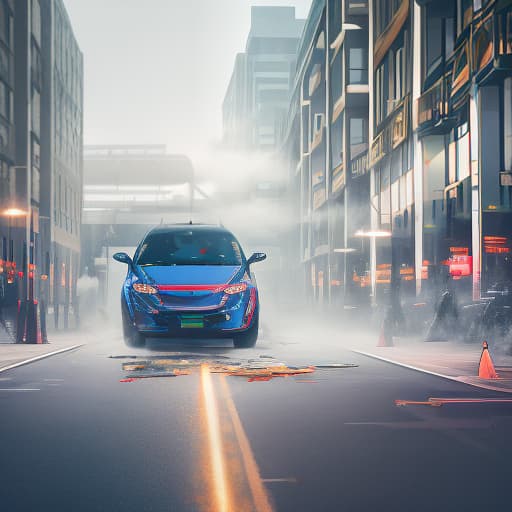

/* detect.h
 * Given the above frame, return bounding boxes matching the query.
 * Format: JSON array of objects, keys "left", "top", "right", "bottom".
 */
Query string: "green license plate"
[{"left": 180, "top": 315, "right": 204, "bottom": 329}]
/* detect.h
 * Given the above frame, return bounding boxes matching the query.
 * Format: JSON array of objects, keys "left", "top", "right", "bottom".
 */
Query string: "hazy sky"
[{"left": 63, "top": 1, "right": 312, "bottom": 154}]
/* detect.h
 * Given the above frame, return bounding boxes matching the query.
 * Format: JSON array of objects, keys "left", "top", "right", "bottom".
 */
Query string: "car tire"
[
  {"left": 233, "top": 314, "right": 258, "bottom": 349},
  {"left": 122, "top": 306, "right": 146, "bottom": 348}
]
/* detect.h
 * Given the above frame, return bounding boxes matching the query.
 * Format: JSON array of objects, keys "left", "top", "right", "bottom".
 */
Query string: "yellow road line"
[
  {"left": 219, "top": 375, "right": 274, "bottom": 512},
  {"left": 201, "top": 364, "right": 231, "bottom": 512}
]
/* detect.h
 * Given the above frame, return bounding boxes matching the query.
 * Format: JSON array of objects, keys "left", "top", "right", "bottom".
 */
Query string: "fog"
[{"left": 63, "top": 0, "right": 312, "bottom": 153}]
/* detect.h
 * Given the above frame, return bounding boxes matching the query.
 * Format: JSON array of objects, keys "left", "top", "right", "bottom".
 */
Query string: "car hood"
[{"left": 138, "top": 265, "right": 241, "bottom": 285}]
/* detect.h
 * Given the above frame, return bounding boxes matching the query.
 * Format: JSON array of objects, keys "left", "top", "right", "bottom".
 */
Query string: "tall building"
[
  {"left": 0, "top": 0, "right": 82, "bottom": 336},
  {"left": 222, "top": 6, "right": 305, "bottom": 151},
  {"left": 367, "top": 0, "right": 415, "bottom": 306},
  {"left": 413, "top": 0, "right": 512, "bottom": 303},
  {"left": 283, "top": 0, "right": 512, "bottom": 317},
  {"left": 43, "top": 0, "right": 83, "bottom": 329},
  {"left": 281, "top": 0, "right": 370, "bottom": 307}
]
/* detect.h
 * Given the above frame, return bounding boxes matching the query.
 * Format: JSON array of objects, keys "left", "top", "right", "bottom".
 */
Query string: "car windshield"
[{"left": 135, "top": 230, "right": 244, "bottom": 266}]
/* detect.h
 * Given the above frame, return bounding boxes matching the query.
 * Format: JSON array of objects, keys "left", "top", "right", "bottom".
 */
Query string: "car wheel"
[
  {"left": 122, "top": 306, "right": 146, "bottom": 348},
  {"left": 233, "top": 314, "right": 258, "bottom": 349}
]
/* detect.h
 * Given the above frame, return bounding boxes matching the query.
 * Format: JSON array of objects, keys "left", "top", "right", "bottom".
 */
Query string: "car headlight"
[
  {"left": 223, "top": 283, "right": 248, "bottom": 295},
  {"left": 133, "top": 283, "right": 158, "bottom": 294}
]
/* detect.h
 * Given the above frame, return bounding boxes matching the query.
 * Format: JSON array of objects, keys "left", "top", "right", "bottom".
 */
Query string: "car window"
[{"left": 135, "top": 230, "right": 244, "bottom": 266}]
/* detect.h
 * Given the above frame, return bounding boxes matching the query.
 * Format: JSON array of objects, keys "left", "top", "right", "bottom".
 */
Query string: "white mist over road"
[{"left": 63, "top": 0, "right": 312, "bottom": 154}]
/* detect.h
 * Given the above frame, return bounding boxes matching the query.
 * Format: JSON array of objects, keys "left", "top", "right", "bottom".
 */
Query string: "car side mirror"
[
  {"left": 113, "top": 252, "right": 133, "bottom": 267},
  {"left": 247, "top": 252, "right": 267, "bottom": 265}
]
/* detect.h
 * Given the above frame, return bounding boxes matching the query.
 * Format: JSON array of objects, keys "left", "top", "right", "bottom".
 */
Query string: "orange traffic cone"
[
  {"left": 377, "top": 320, "right": 393, "bottom": 347},
  {"left": 478, "top": 341, "right": 499, "bottom": 379}
]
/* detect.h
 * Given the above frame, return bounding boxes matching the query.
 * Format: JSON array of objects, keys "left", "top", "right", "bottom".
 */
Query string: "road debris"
[{"left": 116, "top": 354, "right": 359, "bottom": 382}]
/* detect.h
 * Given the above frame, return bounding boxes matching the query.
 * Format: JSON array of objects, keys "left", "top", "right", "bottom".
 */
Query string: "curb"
[
  {"left": 352, "top": 349, "right": 512, "bottom": 394},
  {"left": 0, "top": 344, "right": 84, "bottom": 374}
]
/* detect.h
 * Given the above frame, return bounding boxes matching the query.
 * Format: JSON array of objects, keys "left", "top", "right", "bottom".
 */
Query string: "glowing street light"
[
  {"left": 2, "top": 207, "right": 28, "bottom": 217},
  {"left": 334, "top": 248, "right": 357, "bottom": 253},
  {"left": 355, "top": 230, "right": 392, "bottom": 238}
]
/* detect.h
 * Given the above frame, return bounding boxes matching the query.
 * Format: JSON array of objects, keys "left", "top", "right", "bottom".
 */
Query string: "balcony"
[
  {"left": 472, "top": 8, "right": 512, "bottom": 85},
  {"left": 370, "top": 97, "right": 409, "bottom": 168},
  {"left": 416, "top": 76, "right": 457, "bottom": 137}
]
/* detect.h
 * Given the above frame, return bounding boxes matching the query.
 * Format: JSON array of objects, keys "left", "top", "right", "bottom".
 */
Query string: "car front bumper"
[{"left": 127, "top": 289, "right": 257, "bottom": 338}]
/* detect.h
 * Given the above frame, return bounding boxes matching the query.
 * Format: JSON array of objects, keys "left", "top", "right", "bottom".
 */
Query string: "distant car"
[{"left": 113, "top": 224, "right": 266, "bottom": 348}]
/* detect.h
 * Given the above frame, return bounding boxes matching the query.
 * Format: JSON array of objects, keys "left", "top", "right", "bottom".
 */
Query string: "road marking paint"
[
  {"left": 0, "top": 344, "right": 84, "bottom": 374},
  {"left": 396, "top": 397, "right": 512, "bottom": 407},
  {"left": 352, "top": 350, "right": 458, "bottom": 381},
  {"left": 354, "top": 349, "right": 512, "bottom": 394},
  {"left": 43, "top": 378, "right": 64, "bottom": 382},
  {"left": 200, "top": 364, "right": 231, "bottom": 512},
  {"left": 0, "top": 388, "right": 40, "bottom": 392},
  {"left": 219, "top": 375, "right": 274, "bottom": 512}
]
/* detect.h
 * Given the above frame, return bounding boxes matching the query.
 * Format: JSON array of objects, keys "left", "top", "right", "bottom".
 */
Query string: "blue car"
[{"left": 113, "top": 224, "right": 266, "bottom": 348}]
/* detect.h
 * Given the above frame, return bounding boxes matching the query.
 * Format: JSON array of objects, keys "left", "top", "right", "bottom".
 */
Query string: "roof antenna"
[
  {"left": 219, "top": 218, "right": 224, "bottom": 228},
  {"left": 189, "top": 220, "right": 193, "bottom": 225},
  {"left": 160, "top": 218, "right": 164, "bottom": 224}
]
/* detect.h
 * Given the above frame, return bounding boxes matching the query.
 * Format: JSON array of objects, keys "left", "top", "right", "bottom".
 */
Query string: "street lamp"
[
  {"left": 11, "top": 166, "right": 31, "bottom": 303},
  {"left": 2, "top": 208, "right": 28, "bottom": 217},
  {"left": 355, "top": 229, "right": 392, "bottom": 305},
  {"left": 1, "top": 206, "right": 28, "bottom": 294},
  {"left": 355, "top": 230, "right": 392, "bottom": 238}
]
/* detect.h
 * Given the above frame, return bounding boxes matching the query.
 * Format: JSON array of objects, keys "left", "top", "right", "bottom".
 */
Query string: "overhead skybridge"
[{"left": 81, "top": 145, "right": 211, "bottom": 311}]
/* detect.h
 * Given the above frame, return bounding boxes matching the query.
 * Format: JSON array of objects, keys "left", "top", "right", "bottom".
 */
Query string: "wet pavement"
[{"left": 1, "top": 320, "right": 512, "bottom": 511}]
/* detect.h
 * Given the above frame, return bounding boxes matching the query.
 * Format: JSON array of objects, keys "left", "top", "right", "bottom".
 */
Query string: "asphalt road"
[{"left": 1, "top": 319, "right": 512, "bottom": 512}]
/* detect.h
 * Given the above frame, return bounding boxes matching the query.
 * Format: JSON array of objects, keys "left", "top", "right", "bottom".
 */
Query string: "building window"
[
  {"left": 449, "top": 139, "right": 457, "bottom": 184},
  {"left": 31, "top": 89, "right": 40, "bottom": 137},
  {"left": 380, "top": 185, "right": 391, "bottom": 226},
  {"left": 457, "top": 127, "right": 470, "bottom": 181},
  {"left": 457, "top": 0, "right": 472, "bottom": 35},
  {"left": 329, "top": 0, "right": 342, "bottom": 42},
  {"left": 349, "top": 47, "right": 368, "bottom": 84},
  {"left": 331, "top": 113, "right": 344, "bottom": 170},
  {"left": 0, "top": 80, "right": 10, "bottom": 121},
  {"left": 349, "top": 118, "right": 367, "bottom": 159},
  {"left": 394, "top": 47, "right": 404, "bottom": 101},
  {"left": 375, "top": 63, "right": 385, "bottom": 126},
  {"left": 331, "top": 48, "right": 343, "bottom": 104},
  {"left": 425, "top": 12, "right": 443, "bottom": 77},
  {"left": 32, "top": 0, "right": 42, "bottom": 46},
  {"left": 0, "top": 1, "right": 11, "bottom": 47},
  {"left": 473, "top": 17, "right": 493, "bottom": 73},
  {"left": 451, "top": 43, "right": 469, "bottom": 97},
  {"left": 445, "top": 15, "right": 456, "bottom": 58}
]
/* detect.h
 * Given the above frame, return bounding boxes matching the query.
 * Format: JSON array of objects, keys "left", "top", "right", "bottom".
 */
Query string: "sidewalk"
[
  {"left": 0, "top": 330, "right": 85, "bottom": 373},
  {"left": 352, "top": 335, "right": 512, "bottom": 394}
]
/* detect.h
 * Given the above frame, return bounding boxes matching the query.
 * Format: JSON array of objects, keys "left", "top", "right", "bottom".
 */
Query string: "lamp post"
[
  {"left": 355, "top": 230, "right": 392, "bottom": 307},
  {"left": 7, "top": 165, "right": 38, "bottom": 343}
]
